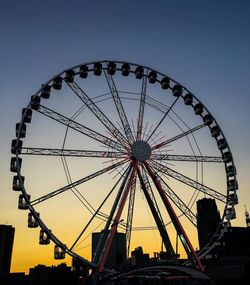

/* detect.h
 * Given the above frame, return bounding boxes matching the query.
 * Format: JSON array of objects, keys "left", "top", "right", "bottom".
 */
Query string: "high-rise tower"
[
  {"left": 196, "top": 198, "right": 221, "bottom": 249},
  {"left": 0, "top": 225, "right": 15, "bottom": 274},
  {"left": 92, "top": 231, "right": 126, "bottom": 269}
]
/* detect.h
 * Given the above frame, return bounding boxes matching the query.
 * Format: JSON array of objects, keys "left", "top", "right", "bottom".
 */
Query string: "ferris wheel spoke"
[
  {"left": 98, "top": 161, "right": 139, "bottom": 272},
  {"left": 137, "top": 167, "right": 175, "bottom": 255},
  {"left": 21, "top": 146, "right": 126, "bottom": 158},
  {"left": 152, "top": 153, "right": 224, "bottom": 163},
  {"left": 136, "top": 74, "right": 147, "bottom": 140},
  {"left": 125, "top": 174, "right": 136, "bottom": 257},
  {"left": 36, "top": 104, "right": 123, "bottom": 151},
  {"left": 139, "top": 166, "right": 165, "bottom": 225},
  {"left": 30, "top": 160, "right": 127, "bottom": 206},
  {"left": 92, "top": 163, "right": 134, "bottom": 265},
  {"left": 151, "top": 123, "right": 206, "bottom": 151},
  {"left": 104, "top": 71, "right": 134, "bottom": 144},
  {"left": 65, "top": 81, "right": 129, "bottom": 148},
  {"left": 69, "top": 169, "right": 128, "bottom": 251},
  {"left": 143, "top": 161, "right": 204, "bottom": 271},
  {"left": 146, "top": 96, "right": 180, "bottom": 142},
  {"left": 145, "top": 166, "right": 197, "bottom": 226},
  {"left": 151, "top": 161, "right": 227, "bottom": 203},
  {"left": 145, "top": 96, "right": 168, "bottom": 113}
]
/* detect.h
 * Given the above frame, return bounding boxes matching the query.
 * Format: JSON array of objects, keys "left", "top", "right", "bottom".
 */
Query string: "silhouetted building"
[
  {"left": 71, "top": 257, "right": 89, "bottom": 282},
  {"left": 29, "top": 263, "right": 73, "bottom": 285},
  {"left": 217, "top": 226, "right": 250, "bottom": 256},
  {"left": 196, "top": 198, "right": 220, "bottom": 249},
  {"left": 204, "top": 226, "right": 250, "bottom": 284},
  {"left": 130, "top": 246, "right": 149, "bottom": 267},
  {"left": 0, "top": 225, "right": 15, "bottom": 274},
  {"left": 92, "top": 231, "right": 126, "bottom": 269},
  {"left": 0, "top": 272, "right": 27, "bottom": 285}
]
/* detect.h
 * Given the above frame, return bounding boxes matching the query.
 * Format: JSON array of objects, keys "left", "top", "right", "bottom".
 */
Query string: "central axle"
[{"left": 131, "top": 140, "right": 151, "bottom": 162}]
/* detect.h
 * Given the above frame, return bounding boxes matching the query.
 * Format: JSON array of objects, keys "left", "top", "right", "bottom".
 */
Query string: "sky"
[{"left": 0, "top": 0, "right": 250, "bottom": 274}]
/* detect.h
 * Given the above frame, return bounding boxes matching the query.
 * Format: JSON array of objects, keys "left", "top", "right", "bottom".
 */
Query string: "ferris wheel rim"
[{"left": 11, "top": 60, "right": 238, "bottom": 270}]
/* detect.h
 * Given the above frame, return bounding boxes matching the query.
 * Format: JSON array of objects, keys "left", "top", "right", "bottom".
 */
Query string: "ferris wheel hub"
[{"left": 131, "top": 140, "right": 151, "bottom": 161}]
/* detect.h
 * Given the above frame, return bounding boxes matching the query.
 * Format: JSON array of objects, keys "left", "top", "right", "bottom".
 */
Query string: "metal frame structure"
[{"left": 11, "top": 60, "right": 238, "bottom": 275}]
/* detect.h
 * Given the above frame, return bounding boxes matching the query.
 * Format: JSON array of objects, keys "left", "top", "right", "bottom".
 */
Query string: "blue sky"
[{"left": 0, "top": 0, "right": 250, "bottom": 272}]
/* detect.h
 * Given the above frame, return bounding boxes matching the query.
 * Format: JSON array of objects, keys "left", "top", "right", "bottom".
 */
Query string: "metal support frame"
[
  {"left": 136, "top": 74, "right": 147, "bottom": 140},
  {"left": 37, "top": 105, "right": 123, "bottom": 151},
  {"left": 152, "top": 153, "right": 223, "bottom": 163},
  {"left": 66, "top": 81, "right": 129, "bottom": 149},
  {"left": 146, "top": 96, "right": 180, "bottom": 143},
  {"left": 152, "top": 172, "right": 197, "bottom": 226},
  {"left": 104, "top": 71, "right": 134, "bottom": 144},
  {"left": 152, "top": 161, "right": 226, "bottom": 202},
  {"left": 144, "top": 161, "right": 204, "bottom": 272},
  {"left": 125, "top": 175, "right": 136, "bottom": 257},
  {"left": 137, "top": 168, "right": 175, "bottom": 256},
  {"left": 21, "top": 147, "right": 126, "bottom": 158},
  {"left": 98, "top": 161, "right": 139, "bottom": 272},
  {"left": 30, "top": 160, "right": 127, "bottom": 206},
  {"left": 151, "top": 124, "right": 206, "bottom": 150},
  {"left": 92, "top": 165, "right": 133, "bottom": 265}
]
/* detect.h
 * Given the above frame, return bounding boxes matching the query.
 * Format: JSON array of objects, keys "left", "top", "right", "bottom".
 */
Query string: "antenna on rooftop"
[{"left": 244, "top": 205, "right": 250, "bottom": 228}]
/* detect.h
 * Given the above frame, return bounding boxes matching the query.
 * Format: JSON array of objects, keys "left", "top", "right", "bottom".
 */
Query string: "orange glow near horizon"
[
  {"left": 11, "top": 210, "right": 247, "bottom": 274},
  {"left": 10, "top": 226, "right": 195, "bottom": 274}
]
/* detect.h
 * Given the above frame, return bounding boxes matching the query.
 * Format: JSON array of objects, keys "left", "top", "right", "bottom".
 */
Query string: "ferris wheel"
[{"left": 11, "top": 60, "right": 238, "bottom": 272}]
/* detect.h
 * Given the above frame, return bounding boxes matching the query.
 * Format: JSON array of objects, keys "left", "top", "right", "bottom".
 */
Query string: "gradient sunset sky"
[{"left": 0, "top": 0, "right": 250, "bottom": 273}]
